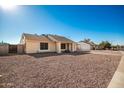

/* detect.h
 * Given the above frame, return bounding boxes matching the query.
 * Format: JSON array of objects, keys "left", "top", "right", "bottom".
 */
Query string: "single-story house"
[
  {"left": 20, "top": 33, "right": 77, "bottom": 53},
  {"left": 77, "top": 41, "right": 91, "bottom": 52}
]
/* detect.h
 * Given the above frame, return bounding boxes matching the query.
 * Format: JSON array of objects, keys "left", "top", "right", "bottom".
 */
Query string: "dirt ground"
[
  {"left": 0, "top": 53, "right": 121, "bottom": 88},
  {"left": 91, "top": 50, "right": 122, "bottom": 55}
]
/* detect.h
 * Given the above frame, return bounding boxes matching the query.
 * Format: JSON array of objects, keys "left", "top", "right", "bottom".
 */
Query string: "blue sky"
[{"left": 0, "top": 5, "right": 124, "bottom": 45}]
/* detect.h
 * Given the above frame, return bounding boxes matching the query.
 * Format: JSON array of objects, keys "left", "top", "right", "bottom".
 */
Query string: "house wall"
[
  {"left": 56, "top": 42, "right": 61, "bottom": 53},
  {"left": 77, "top": 42, "right": 91, "bottom": 52},
  {"left": 68, "top": 43, "right": 77, "bottom": 52},
  {"left": 25, "top": 39, "right": 56, "bottom": 53},
  {"left": 17, "top": 45, "right": 24, "bottom": 54},
  {"left": 73, "top": 43, "right": 77, "bottom": 52}
]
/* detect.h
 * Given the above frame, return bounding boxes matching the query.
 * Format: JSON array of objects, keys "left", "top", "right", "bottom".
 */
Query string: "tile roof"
[
  {"left": 23, "top": 33, "right": 53, "bottom": 41},
  {"left": 48, "top": 34, "right": 74, "bottom": 43},
  {"left": 23, "top": 33, "right": 75, "bottom": 43}
]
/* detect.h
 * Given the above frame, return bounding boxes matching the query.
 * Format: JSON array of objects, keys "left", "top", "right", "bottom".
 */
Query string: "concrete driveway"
[{"left": 108, "top": 51, "right": 124, "bottom": 88}]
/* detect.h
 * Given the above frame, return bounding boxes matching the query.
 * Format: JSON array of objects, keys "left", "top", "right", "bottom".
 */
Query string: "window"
[
  {"left": 61, "top": 44, "right": 66, "bottom": 49},
  {"left": 40, "top": 43, "right": 48, "bottom": 50}
]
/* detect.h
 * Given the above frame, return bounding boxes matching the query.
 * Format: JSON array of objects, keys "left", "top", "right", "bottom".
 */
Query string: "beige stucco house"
[
  {"left": 20, "top": 33, "right": 77, "bottom": 53},
  {"left": 77, "top": 41, "right": 91, "bottom": 52}
]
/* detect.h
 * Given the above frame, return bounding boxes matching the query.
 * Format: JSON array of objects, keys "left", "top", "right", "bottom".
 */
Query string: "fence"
[
  {"left": 0, "top": 44, "right": 24, "bottom": 55},
  {"left": 0, "top": 44, "right": 9, "bottom": 55}
]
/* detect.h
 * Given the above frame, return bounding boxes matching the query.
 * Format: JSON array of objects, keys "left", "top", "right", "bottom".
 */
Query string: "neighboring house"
[
  {"left": 81, "top": 40, "right": 97, "bottom": 50},
  {"left": 111, "top": 45, "right": 124, "bottom": 51},
  {"left": 89, "top": 42, "right": 97, "bottom": 50},
  {"left": 77, "top": 41, "right": 91, "bottom": 52},
  {"left": 20, "top": 33, "right": 77, "bottom": 53}
]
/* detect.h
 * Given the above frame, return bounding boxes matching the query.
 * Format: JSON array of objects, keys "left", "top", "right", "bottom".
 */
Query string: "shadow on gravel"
[
  {"left": 0, "top": 53, "right": 25, "bottom": 57},
  {"left": 28, "top": 52, "right": 91, "bottom": 58}
]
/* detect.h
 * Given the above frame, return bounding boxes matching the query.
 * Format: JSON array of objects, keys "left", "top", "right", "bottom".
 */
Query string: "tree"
[
  {"left": 83, "top": 38, "right": 91, "bottom": 43},
  {"left": 0, "top": 41, "right": 9, "bottom": 45},
  {"left": 99, "top": 41, "right": 112, "bottom": 50}
]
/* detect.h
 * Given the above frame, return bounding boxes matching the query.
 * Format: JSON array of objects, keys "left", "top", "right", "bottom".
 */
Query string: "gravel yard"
[{"left": 0, "top": 53, "right": 121, "bottom": 88}]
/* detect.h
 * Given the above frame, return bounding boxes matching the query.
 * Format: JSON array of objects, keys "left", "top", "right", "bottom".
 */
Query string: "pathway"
[{"left": 108, "top": 51, "right": 124, "bottom": 88}]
